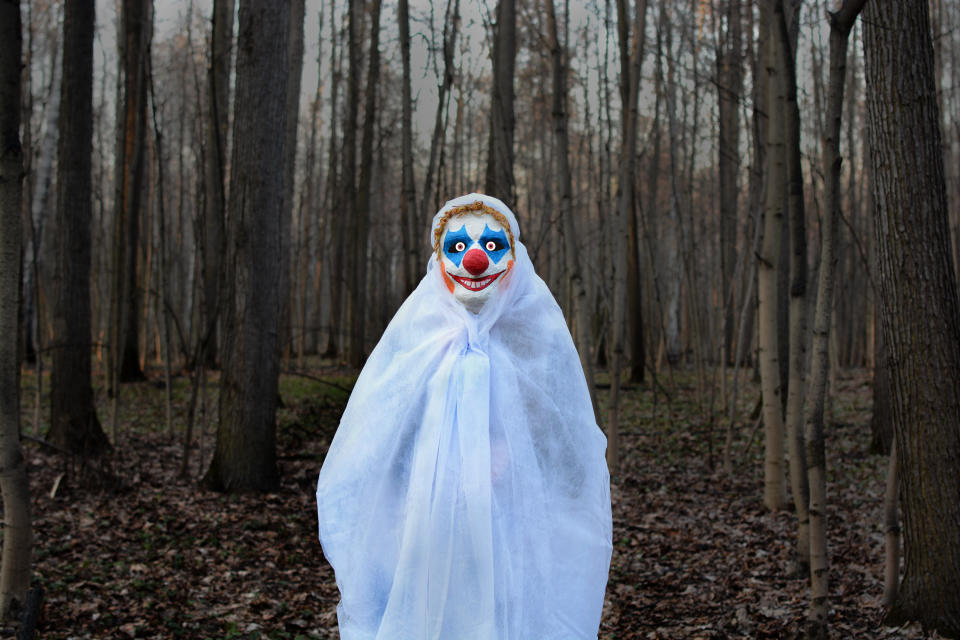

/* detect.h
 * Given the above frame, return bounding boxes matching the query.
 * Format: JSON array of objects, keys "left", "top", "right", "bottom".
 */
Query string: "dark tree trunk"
[
  {"left": 349, "top": 0, "right": 382, "bottom": 369},
  {"left": 484, "top": 0, "right": 516, "bottom": 207},
  {"left": 0, "top": 0, "right": 32, "bottom": 618},
  {"left": 864, "top": 2, "right": 960, "bottom": 635},
  {"left": 48, "top": 0, "right": 110, "bottom": 457},
  {"left": 279, "top": 0, "right": 305, "bottom": 358},
  {"left": 399, "top": 0, "right": 418, "bottom": 294},
  {"left": 546, "top": 0, "right": 599, "bottom": 413},
  {"left": 202, "top": 0, "right": 235, "bottom": 369},
  {"left": 338, "top": 0, "right": 361, "bottom": 364},
  {"left": 112, "top": 0, "right": 152, "bottom": 383},
  {"left": 322, "top": 0, "right": 342, "bottom": 359},
  {"left": 717, "top": 0, "right": 742, "bottom": 367},
  {"left": 204, "top": 0, "right": 290, "bottom": 493},
  {"left": 870, "top": 316, "right": 894, "bottom": 455}
]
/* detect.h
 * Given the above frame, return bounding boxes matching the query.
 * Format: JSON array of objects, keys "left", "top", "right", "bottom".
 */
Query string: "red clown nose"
[{"left": 463, "top": 248, "right": 489, "bottom": 275}]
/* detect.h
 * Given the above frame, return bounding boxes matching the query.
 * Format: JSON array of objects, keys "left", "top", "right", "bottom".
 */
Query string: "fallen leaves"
[{"left": 20, "top": 367, "right": 940, "bottom": 638}]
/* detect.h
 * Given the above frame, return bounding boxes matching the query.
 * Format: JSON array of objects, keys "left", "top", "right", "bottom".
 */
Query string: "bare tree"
[
  {"left": 608, "top": 0, "right": 648, "bottom": 471},
  {"left": 111, "top": 0, "right": 153, "bottom": 384},
  {"left": 717, "top": 0, "right": 742, "bottom": 367},
  {"left": 48, "top": 0, "right": 110, "bottom": 457},
  {"left": 774, "top": 0, "right": 810, "bottom": 568},
  {"left": 757, "top": 0, "right": 787, "bottom": 511},
  {"left": 204, "top": 0, "right": 291, "bottom": 492},
  {"left": 202, "top": 0, "right": 235, "bottom": 369},
  {"left": 0, "top": 0, "right": 32, "bottom": 622},
  {"left": 545, "top": 0, "right": 598, "bottom": 415},
  {"left": 338, "top": 0, "right": 361, "bottom": 364},
  {"left": 806, "top": 2, "right": 866, "bottom": 636},
  {"left": 349, "top": 0, "right": 383, "bottom": 368},
  {"left": 864, "top": 2, "right": 960, "bottom": 635},
  {"left": 280, "top": 0, "right": 305, "bottom": 358},
  {"left": 399, "top": 0, "right": 418, "bottom": 294},
  {"left": 485, "top": 0, "right": 517, "bottom": 207}
]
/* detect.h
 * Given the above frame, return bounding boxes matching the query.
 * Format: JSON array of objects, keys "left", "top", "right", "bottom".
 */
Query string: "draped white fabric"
[{"left": 316, "top": 194, "right": 612, "bottom": 640}]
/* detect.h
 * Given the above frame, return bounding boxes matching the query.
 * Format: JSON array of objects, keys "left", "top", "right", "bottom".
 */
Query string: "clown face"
[{"left": 439, "top": 212, "right": 514, "bottom": 313}]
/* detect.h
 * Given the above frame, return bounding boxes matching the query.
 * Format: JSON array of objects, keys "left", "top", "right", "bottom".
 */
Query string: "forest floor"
[{"left": 11, "top": 361, "right": 939, "bottom": 639}]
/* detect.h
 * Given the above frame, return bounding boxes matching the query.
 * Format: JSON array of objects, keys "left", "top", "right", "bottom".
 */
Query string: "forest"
[{"left": 1, "top": 0, "right": 960, "bottom": 638}]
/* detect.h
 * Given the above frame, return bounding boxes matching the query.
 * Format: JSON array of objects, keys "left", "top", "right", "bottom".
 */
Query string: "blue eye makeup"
[
  {"left": 443, "top": 226, "right": 472, "bottom": 267},
  {"left": 479, "top": 225, "right": 510, "bottom": 264}
]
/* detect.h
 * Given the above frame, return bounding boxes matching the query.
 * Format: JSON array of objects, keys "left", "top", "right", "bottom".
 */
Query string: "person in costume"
[{"left": 316, "top": 194, "right": 612, "bottom": 640}]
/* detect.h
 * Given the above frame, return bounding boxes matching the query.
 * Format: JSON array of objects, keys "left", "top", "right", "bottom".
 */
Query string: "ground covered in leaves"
[{"left": 13, "top": 364, "right": 936, "bottom": 639}]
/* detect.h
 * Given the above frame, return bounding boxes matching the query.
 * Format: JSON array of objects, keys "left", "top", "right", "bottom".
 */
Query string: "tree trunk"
[
  {"left": 864, "top": 2, "right": 960, "bottom": 635},
  {"left": 112, "top": 0, "right": 152, "bottom": 383},
  {"left": 279, "top": 0, "right": 305, "bottom": 359},
  {"left": 202, "top": 0, "right": 234, "bottom": 369},
  {"left": 338, "top": 0, "right": 361, "bottom": 365},
  {"left": 806, "top": 3, "right": 865, "bottom": 635},
  {"left": 546, "top": 0, "right": 599, "bottom": 416},
  {"left": 758, "top": 0, "right": 786, "bottom": 512},
  {"left": 349, "top": 0, "right": 382, "bottom": 369},
  {"left": 717, "top": 0, "right": 742, "bottom": 368},
  {"left": 775, "top": 0, "right": 810, "bottom": 571},
  {"left": 323, "top": 0, "right": 342, "bottom": 358},
  {"left": 399, "top": 0, "right": 418, "bottom": 294},
  {"left": 204, "top": 0, "right": 290, "bottom": 493},
  {"left": 146, "top": 59, "right": 174, "bottom": 442},
  {"left": 609, "top": 0, "right": 648, "bottom": 471},
  {"left": 882, "top": 441, "right": 900, "bottom": 610},
  {"left": 0, "top": 0, "right": 32, "bottom": 620},
  {"left": 869, "top": 321, "right": 894, "bottom": 454},
  {"left": 48, "top": 0, "right": 110, "bottom": 457},
  {"left": 485, "top": 0, "right": 517, "bottom": 207}
]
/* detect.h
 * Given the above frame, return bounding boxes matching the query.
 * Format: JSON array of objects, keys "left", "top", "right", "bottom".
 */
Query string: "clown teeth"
[{"left": 449, "top": 271, "right": 504, "bottom": 291}]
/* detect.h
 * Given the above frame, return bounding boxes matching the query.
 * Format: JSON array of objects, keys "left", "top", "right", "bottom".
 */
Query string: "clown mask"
[{"left": 438, "top": 211, "right": 514, "bottom": 313}]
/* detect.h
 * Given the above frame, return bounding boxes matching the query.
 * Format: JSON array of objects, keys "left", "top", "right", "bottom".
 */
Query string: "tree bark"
[
  {"left": 864, "top": 2, "right": 960, "bottom": 635},
  {"left": 280, "top": 0, "right": 305, "bottom": 359},
  {"left": 349, "top": 0, "right": 382, "bottom": 369},
  {"left": 608, "top": 0, "right": 648, "bottom": 471},
  {"left": 0, "top": 0, "right": 32, "bottom": 621},
  {"left": 546, "top": 0, "right": 599, "bottom": 416},
  {"left": 204, "top": 0, "right": 290, "bottom": 493},
  {"left": 775, "top": 0, "right": 810, "bottom": 570},
  {"left": 870, "top": 322, "right": 894, "bottom": 454},
  {"left": 717, "top": 0, "right": 742, "bottom": 368},
  {"left": 485, "top": 0, "right": 517, "bottom": 207},
  {"left": 48, "top": 0, "right": 110, "bottom": 457},
  {"left": 322, "top": 0, "right": 342, "bottom": 358},
  {"left": 661, "top": 2, "right": 681, "bottom": 367},
  {"left": 806, "top": 2, "right": 865, "bottom": 635},
  {"left": 758, "top": 0, "right": 786, "bottom": 511},
  {"left": 202, "top": 0, "right": 235, "bottom": 369},
  {"left": 338, "top": 0, "right": 361, "bottom": 364},
  {"left": 883, "top": 441, "right": 900, "bottom": 610},
  {"left": 399, "top": 0, "right": 418, "bottom": 294},
  {"left": 111, "top": 0, "right": 152, "bottom": 383}
]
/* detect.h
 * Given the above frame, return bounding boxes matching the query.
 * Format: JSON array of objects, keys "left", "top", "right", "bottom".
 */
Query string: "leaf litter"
[{"left": 18, "top": 367, "right": 937, "bottom": 639}]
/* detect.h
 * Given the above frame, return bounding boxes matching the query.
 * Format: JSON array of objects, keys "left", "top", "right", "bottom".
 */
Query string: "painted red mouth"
[{"left": 448, "top": 270, "right": 505, "bottom": 292}]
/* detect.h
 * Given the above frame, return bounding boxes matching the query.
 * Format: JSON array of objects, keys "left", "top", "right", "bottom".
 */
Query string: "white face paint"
[{"left": 439, "top": 212, "right": 513, "bottom": 313}]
